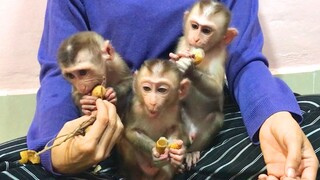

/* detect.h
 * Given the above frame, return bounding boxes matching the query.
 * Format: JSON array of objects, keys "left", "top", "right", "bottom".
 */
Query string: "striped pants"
[{"left": 1, "top": 95, "right": 320, "bottom": 180}]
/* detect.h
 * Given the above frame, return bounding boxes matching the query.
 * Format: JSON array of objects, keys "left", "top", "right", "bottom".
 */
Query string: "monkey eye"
[
  {"left": 157, "top": 87, "right": 168, "bottom": 93},
  {"left": 78, "top": 69, "right": 88, "bottom": 76},
  {"left": 143, "top": 86, "right": 152, "bottom": 92},
  {"left": 65, "top": 73, "right": 75, "bottom": 79},
  {"left": 191, "top": 23, "right": 199, "bottom": 30},
  {"left": 201, "top": 27, "right": 212, "bottom": 35}
]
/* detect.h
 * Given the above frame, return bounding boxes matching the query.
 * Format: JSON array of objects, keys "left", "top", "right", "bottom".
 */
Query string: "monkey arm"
[
  {"left": 187, "top": 63, "right": 225, "bottom": 98},
  {"left": 125, "top": 128, "right": 156, "bottom": 155},
  {"left": 113, "top": 76, "right": 133, "bottom": 99},
  {"left": 187, "top": 112, "right": 224, "bottom": 152}
]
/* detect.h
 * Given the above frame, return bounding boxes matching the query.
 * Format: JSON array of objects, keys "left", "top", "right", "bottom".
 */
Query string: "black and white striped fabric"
[{"left": 1, "top": 95, "right": 320, "bottom": 180}]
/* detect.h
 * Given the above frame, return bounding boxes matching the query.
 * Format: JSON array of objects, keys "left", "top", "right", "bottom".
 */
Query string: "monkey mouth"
[
  {"left": 87, "top": 83, "right": 102, "bottom": 95},
  {"left": 148, "top": 109, "right": 159, "bottom": 118}
]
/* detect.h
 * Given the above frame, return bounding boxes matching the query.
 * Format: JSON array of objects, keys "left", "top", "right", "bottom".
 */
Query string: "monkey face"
[
  {"left": 136, "top": 72, "right": 178, "bottom": 119},
  {"left": 62, "top": 63, "right": 104, "bottom": 95},
  {"left": 185, "top": 11, "right": 227, "bottom": 51},
  {"left": 140, "top": 81, "right": 172, "bottom": 118}
]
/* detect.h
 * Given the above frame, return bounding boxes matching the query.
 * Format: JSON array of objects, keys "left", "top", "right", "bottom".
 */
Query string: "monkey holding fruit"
[
  {"left": 57, "top": 31, "right": 132, "bottom": 115},
  {"left": 170, "top": 0, "right": 238, "bottom": 168},
  {"left": 116, "top": 59, "right": 190, "bottom": 179}
]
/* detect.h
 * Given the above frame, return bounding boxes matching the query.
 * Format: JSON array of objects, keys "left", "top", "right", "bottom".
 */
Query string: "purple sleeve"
[
  {"left": 26, "top": 0, "right": 89, "bottom": 173},
  {"left": 223, "top": 0, "right": 302, "bottom": 143}
]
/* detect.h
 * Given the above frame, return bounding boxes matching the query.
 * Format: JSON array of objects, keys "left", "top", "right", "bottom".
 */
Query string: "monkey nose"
[{"left": 77, "top": 84, "right": 88, "bottom": 94}]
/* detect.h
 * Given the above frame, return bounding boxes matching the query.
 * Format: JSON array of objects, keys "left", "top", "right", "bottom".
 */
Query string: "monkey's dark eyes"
[
  {"left": 65, "top": 73, "right": 75, "bottom": 79},
  {"left": 191, "top": 23, "right": 199, "bottom": 29},
  {"left": 157, "top": 87, "right": 168, "bottom": 93},
  {"left": 78, "top": 70, "right": 87, "bottom": 76},
  {"left": 202, "top": 28, "right": 212, "bottom": 34},
  {"left": 143, "top": 86, "right": 151, "bottom": 92}
]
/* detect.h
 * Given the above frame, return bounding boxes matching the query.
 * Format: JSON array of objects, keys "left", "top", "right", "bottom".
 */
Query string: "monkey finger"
[
  {"left": 169, "top": 52, "right": 180, "bottom": 61},
  {"left": 176, "top": 164, "right": 186, "bottom": 174},
  {"left": 152, "top": 147, "right": 161, "bottom": 158},
  {"left": 82, "top": 109, "right": 93, "bottom": 116},
  {"left": 153, "top": 154, "right": 170, "bottom": 167},
  {"left": 108, "top": 98, "right": 117, "bottom": 105},
  {"left": 185, "top": 153, "right": 194, "bottom": 170},
  {"left": 176, "top": 61, "right": 190, "bottom": 73},
  {"left": 170, "top": 153, "right": 184, "bottom": 165},
  {"left": 80, "top": 96, "right": 97, "bottom": 106},
  {"left": 81, "top": 104, "right": 97, "bottom": 111},
  {"left": 105, "top": 87, "right": 115, "bottom": 95},
  {"left": 176, "top": 50, "right": 193, "bottom": 58},
  {"left": 105, "top": 93, "right": 117, "bottom": 102},
  {"left": 192, "top": 151, "right": 200, "bottom": 166}
]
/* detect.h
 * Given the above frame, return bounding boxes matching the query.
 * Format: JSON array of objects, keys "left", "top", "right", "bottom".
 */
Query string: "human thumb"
[{"left": 285, "top": 138, "right": 302, "bottom": 178}]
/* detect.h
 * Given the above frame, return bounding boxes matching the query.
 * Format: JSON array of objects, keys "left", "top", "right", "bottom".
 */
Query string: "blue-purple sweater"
[{"left": 27, "top": 0, "right": 302, "bottom": 173}]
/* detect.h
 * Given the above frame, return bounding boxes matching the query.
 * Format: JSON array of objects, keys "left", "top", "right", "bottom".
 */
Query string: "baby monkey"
[
  {"left": 57, "top": 31, "right": 132, "bottom": 115},
  {"left": 170, "top": 0, "right": 238, "bottom": 168},
  {"left": 117, "top": 59, "right": 190, "bottom": 179}
]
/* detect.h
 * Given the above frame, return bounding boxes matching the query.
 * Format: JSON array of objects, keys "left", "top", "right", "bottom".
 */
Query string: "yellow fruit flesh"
[{"left": 91, "top": 85, "right": 106, "bottom": 98}]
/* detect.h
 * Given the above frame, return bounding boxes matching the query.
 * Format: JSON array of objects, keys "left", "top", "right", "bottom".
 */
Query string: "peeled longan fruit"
[
  {"left": 191, "top": 48, "right": 205, "bottom": 65},
  {"left": 156, "top": 137, "right": 168, "bottom": 154},
  {"left": 168, "top": 142, "right": 182, "bottom": 149},
  {"left": 91, "top": 85, "right": 106, "bottom": 99},
  {"left": 18, "top": 150, "right": 40, "bottom": 164}
]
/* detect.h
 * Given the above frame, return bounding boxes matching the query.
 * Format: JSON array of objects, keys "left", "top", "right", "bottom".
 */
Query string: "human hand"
[
  {"left": 258, "top": 111, "right": 318, "bottom": 180},
  {"left": 51, "top": 99, "right": 123, "bottom": 174}
]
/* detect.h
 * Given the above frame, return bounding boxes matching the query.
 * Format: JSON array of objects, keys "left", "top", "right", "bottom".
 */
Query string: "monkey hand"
[
  {"left": 80, "top": 95, "right": 98, "bottom": 115},
  {"left": 104, "top": 87, "right": 117, "bottom": 105},
  {"left": 169, "top": 51, "right": 195, "bottom": 74},
  {"left": 168, "top": 140, "right": 186, "bottom": 173},
  {"left": 185, "top": 151, "right": 200, "bottom": 170},
  {"left": 176, "top": 57, "right": 193, "bottom": 74},
  {"left": 152, "top": 147, "right": 170, "bottom": 167}
]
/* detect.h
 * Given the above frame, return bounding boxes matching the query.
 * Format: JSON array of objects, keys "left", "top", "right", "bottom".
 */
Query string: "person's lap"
[{"left": 1, "top": 94, "right": 319, "bottom": 180}]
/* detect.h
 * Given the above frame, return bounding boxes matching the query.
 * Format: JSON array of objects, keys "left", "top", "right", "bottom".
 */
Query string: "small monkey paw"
[
  {"left": 185, "top": 151, "right": 200, "bottom": 170},
  {"left": 176, "top": 58, "right": 193, "bottom": 74}
]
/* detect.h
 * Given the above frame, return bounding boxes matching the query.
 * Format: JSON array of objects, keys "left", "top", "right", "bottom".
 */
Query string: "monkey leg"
[
  {"left": 152, "top": 164, "right": 175, "bottom": 180},
  {"left": 187, "top": 112, "right": 224, "bottom": 152},
  {"left": 185, "top": 151, "right": 200, "bottom": 170}
]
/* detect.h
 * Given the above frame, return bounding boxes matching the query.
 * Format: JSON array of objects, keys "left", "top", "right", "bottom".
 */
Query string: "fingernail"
[{"left": 287, "top": 168, "right": 296, "bottom": 178}]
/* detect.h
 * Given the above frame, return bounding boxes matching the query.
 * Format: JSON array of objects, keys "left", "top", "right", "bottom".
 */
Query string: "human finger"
[
  {"left": 284, "top": 129, "right": 302, "bottom": 178},
  {"left": 84, "top": 99, "right": 110, "bottom": 143},
  {"left": 97, "top": 100, "right": 120, "bottom": 155},
  {"left": 104, "top": 114, "right": 123, "bottom": 156},
  {"left": 299, "top": 136, "right": 318, "bottom": 180}
]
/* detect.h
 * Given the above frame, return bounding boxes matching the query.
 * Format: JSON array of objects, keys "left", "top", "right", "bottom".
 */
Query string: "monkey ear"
[
  {"left": 132, "top": 70, "right": 139, "bottom": 93},
  {"left": 179, "top": 78, "right": 191, "bottom": 100},
  {"left": 223, "top": 28, "right": 238, "bottom": 45},
  {"left": 183, "top": 11, "right": 190, "bottom": 22},
  {"left": 102, "top": 40, "right": 115, "bottom": 61}
]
